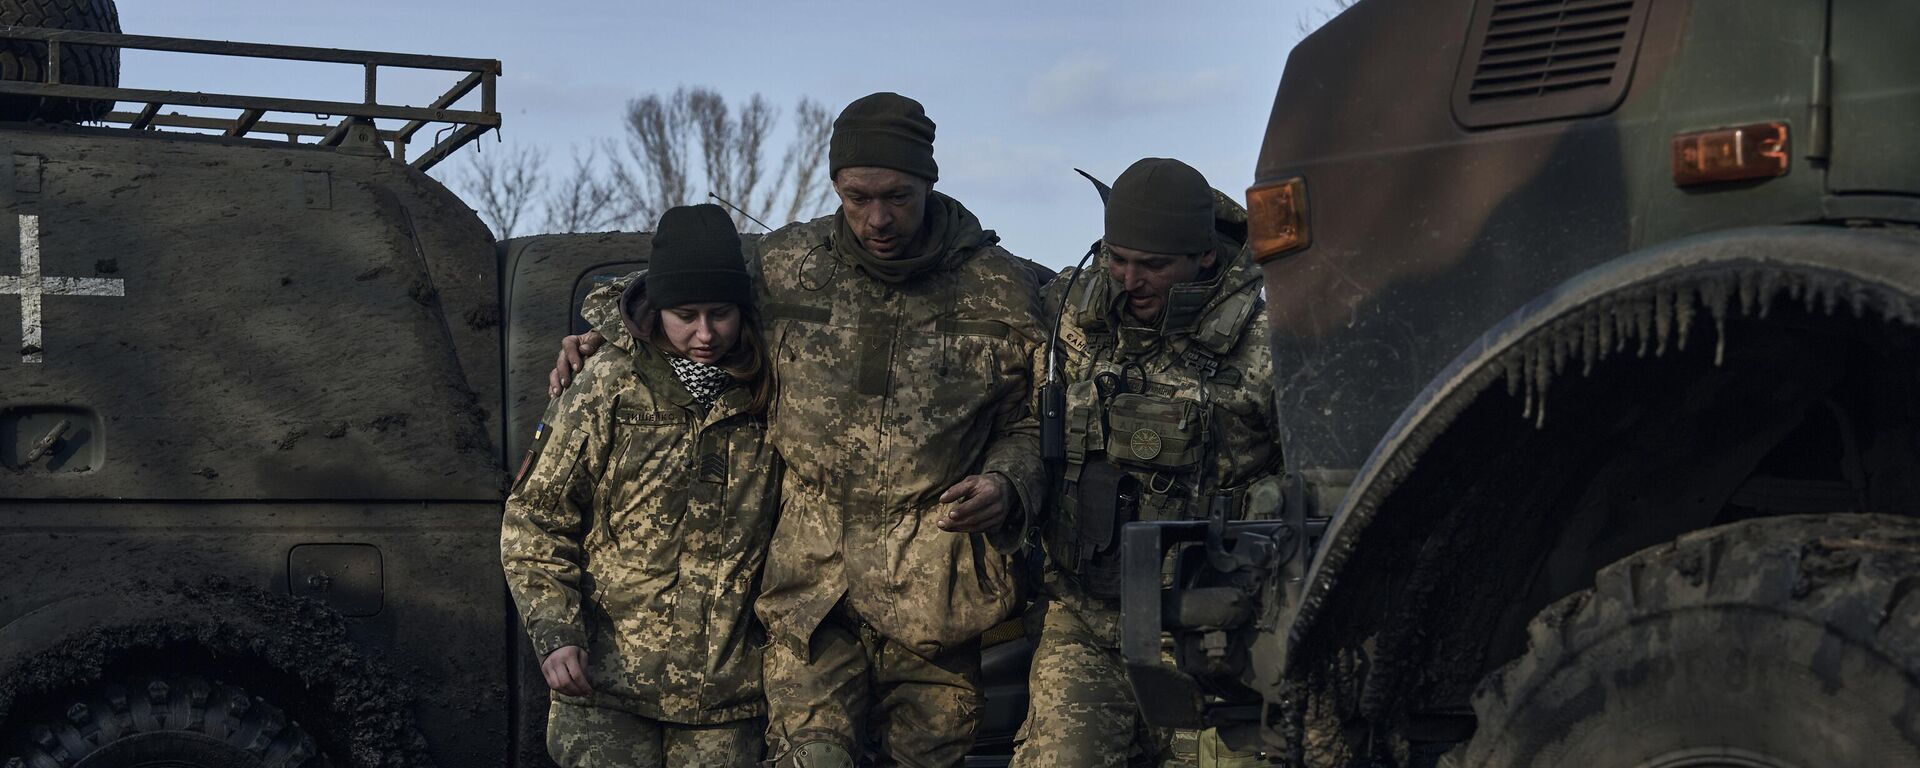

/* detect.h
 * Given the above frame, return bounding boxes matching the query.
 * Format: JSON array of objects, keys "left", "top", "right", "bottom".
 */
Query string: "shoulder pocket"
[{"left": 512, "top": 426, "right": 591, "bottom": 511}]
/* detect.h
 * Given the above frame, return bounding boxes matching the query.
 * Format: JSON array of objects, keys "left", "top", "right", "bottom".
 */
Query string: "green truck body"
[{"left": 1126, "top": 1, "right": 1920, "bottom": 764}]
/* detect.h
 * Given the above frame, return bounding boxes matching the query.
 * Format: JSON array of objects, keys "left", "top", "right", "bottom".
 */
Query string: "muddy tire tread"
[
  {"left": 8, "top": 675, "right": 331, "bottom": 768},
  {"left": 1453, "top": 514, "right": 1920, "bottom": 766}
]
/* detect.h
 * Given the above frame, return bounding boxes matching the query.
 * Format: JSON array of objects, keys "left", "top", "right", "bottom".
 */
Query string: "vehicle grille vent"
[{"left": 1453, "top": 0, "right": 1650, "bottom": 128}]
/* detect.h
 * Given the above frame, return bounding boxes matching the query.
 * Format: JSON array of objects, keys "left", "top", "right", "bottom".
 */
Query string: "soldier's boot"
[{"left": 776, "top": 740, "right": 853, "bottom": 768}]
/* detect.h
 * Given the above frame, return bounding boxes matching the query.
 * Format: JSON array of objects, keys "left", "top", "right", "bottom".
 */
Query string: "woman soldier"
[{"left": 502, "top": 203, "right": 779, "bottom": 768}]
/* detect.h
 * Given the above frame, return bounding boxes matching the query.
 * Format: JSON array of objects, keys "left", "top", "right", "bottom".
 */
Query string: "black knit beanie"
[
  {"left": 1104, "top": 158, "right": 1215, "bottom": 255},
  {"left": 647, "top": 204, "right": 752, "bottom": 309},
  {"left": 829, "top": 92, "right": 938, "bottom": 182}
]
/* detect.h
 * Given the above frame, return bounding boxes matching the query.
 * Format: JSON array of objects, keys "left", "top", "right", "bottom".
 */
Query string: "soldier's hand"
[
  {"left": 541, "top": 645, "right": 594, "bottom": 696},
  {"left": 938, "top": 473, "right": 1013, "bottom": 533},
  {"left": 548, "top": 331, "right": 606, "bottom": 397}
]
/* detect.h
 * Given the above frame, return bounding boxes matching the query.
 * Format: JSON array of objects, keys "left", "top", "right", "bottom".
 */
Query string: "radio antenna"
[{"left": 707, "top": 192, "right": 773, "bottom": 233}]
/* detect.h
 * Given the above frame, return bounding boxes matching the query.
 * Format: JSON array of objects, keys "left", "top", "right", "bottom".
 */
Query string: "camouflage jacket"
[
  {"left": 584, "top": 193, "right": 1046, "bottom": 657},
  {"left": 1040, "top": 236, "right": 1282, "bottom": 646},
  {"left": 501, "top": 331, "right": 780, "bottom": 724}
]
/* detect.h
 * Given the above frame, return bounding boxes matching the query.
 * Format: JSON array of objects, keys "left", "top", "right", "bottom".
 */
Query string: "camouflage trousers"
[
  {"left": 764, "top": 601, "right": 982, "bottom": 767},
  {"left": 546, "top": 699, "right": 765, "bottom": 768},
  {"left": 1010, "top": 599, "right": 1274, "bottom": 768}
]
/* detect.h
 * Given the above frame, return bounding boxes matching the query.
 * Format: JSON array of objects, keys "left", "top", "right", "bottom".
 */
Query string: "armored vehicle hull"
[
  {"left": 0, "top": 117, "right": 515, "bottom": 766},
  {"left": 1128, "top": 1, "right": 1920, "bottom": 765}
]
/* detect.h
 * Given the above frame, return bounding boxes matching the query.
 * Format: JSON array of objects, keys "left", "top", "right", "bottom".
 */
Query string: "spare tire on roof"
[{"left": 0, "top": 0, "right": 122, "bottom": 123}]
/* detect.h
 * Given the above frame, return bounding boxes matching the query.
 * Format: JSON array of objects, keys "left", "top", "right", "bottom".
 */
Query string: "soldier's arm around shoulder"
[
  {"left": 578, "top": 273, "right": 642, "bottom": 350},
  {"left": 501, "top": 349, "right": 628, "bottom": 657}
]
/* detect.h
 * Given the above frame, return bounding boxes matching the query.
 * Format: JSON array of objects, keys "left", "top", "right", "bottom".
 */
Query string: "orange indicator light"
[
  {"left": 1671, "top": 122, "right": 1790, "bottom": 187},
  {"left": 1247, "top": 176, "right": 1309, "bottom": 263}
]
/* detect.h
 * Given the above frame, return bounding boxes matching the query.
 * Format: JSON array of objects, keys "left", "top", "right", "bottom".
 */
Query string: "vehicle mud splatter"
[
  {"left": 0, "top": 577, "right": 437, "bottom": 768},
  {"left": 1291, "top": 246, "right": 1920, "bottom": 677}
]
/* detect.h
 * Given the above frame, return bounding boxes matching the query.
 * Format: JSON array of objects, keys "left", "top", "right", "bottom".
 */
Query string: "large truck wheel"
[
  {"left": 0, "top": 0, "right": 121, "bottom": 122},
  {"left": 1446, "top": 514, "right": 1920, "bottom": 768},
  {"left": 4, "top": 675, "right": 332, "bottom": 768}
]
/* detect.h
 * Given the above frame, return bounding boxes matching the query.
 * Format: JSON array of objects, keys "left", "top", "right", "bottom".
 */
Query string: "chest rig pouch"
[
  {"left": 1102, "top": 392, "right": 1207, "bottom": 471},
  {"left": 1051, "top": 384, "right": 1213, "bottom": 600},
  {"left": 1056, "top": 459, "right": 1137, "bottom": 599}
]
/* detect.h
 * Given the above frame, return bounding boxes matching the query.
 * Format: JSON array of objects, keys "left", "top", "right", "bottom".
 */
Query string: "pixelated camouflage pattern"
[
  {"left": 1041, "top": 239, "right": 1282, "bottom": 646},
  {"left": 754, "top": 197, "right": 1045, "bottom": 658},
  {"left": 763, "top": 604, "right": 982, "bottom": 767},
  {"left": 502, "top": 338, "right": 781, "bottom": 724},
  {"left": 1011, "top": 600, "right": 1272, "bottom": 767},
  {"left": 583, "top": 194, "right": 1047, "bottom": 658},
  {"left": 546, "top": 699, "right": 764, "bottom": 768},
  {"left": 1012, "top": 237, "right": 1281, "bottom": 767}
]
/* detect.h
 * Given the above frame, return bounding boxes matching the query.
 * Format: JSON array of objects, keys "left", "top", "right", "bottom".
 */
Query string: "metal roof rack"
[{"left": 0, "top": 25, "right": 501, "bottom": 171}]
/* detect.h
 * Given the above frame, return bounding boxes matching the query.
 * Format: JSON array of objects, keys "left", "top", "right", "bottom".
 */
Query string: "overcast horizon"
[{"left": 117, "top": 1, "right": 1334, "bottom": 269}]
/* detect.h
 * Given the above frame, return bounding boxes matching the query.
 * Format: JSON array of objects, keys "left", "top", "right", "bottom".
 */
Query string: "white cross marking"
[{"left": 0, "top": 214, "right": 125, "bottom": 363}]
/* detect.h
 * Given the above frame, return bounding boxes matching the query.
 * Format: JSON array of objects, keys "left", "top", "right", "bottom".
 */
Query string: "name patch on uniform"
[{"left": 614, "top": 407, "right": 680, "bottom": 426}]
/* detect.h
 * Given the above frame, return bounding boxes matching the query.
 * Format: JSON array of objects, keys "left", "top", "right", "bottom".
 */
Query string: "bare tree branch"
[
  {"left": 454, "top": 88, "right": 836, "bottom": 238},
  {"left": 728, "top": 94, "right": 775, "bottom": 229},
  {"left": 687, "top": 88, "right": 738, "bottom": 223},
  {"left": 623, "top": 88, "right": 695, "bottom": 225},
  {"left": 542, "top": 144, "right": 624, "bottom": 234},
  {"left": 773, "top": 97, "right": 835, "bottom": 226},
  {"left": 453, "top": 141, "right": 544, "bottom": 240},
  {"left": 624, "top": 87, "right": 823, "bottom": 229},
  {"left": 597, "top": 136, "right": 651, "bottom": 230}
]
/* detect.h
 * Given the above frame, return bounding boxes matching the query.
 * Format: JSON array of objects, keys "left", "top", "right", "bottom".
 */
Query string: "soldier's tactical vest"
[{"left": 1047, "top": 268, "right": 1263, "bottom": 599}]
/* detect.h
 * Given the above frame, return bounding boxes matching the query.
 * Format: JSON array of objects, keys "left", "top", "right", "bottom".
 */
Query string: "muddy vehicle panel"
[
  {"left": 1126, "top": 0, "right": 1920, "bottom": 765},
  {"left": 0, "top": 17, "right": 554, "bottom": 767},
  {"left": 2, "top": 124, "right": 502, "bottom": 499},
  {"left": 0, "top": 503, "right": 509, "bottom": 766}
]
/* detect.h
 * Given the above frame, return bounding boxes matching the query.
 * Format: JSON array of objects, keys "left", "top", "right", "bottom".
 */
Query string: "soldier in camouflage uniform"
[
  {"left": 1012, "top": 159, "right": 1282, "bottom": 768},
  {"left": 559, "top": 93, "right": 1046, "bottom": 768},
  {"left": 503, "top": 204, "right": 781, "bottom": 768}
]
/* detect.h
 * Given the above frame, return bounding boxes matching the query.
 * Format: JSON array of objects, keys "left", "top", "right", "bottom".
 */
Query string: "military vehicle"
[
  {"left": 0, "top": 3, "right": 1033, "bottom": 766},
  {"left": 1123, "top": 0, "right": 1920, "bottom": 766}
]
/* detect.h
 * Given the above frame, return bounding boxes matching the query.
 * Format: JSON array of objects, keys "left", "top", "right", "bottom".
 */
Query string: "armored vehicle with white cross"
[
  {"left": 1121, "top": 0, "right": 1920, "bottom": 766},
  {"left": 0, "top": 2, "right": 591, "bottom": 766}
]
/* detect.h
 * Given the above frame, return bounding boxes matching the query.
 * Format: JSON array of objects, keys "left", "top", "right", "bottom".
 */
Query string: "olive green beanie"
[
  {"left": 829, "top": 92, "right": 938, "bottom": 182},
  {"left": 1104, "top": 157, "right": 1215, "bottom": 255},
  {"left": 647, "top": 203, "right": 752, "bottom": 309}
]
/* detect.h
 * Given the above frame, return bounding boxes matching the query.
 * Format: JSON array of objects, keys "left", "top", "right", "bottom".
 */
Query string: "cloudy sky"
[{"left": 119, "top": 1, "right": 1335, "bottom": 269}]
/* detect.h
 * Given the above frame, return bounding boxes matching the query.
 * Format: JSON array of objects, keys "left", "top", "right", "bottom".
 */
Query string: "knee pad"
[{"left": 778, "top": 740, "right": 853, "bottom": 768}]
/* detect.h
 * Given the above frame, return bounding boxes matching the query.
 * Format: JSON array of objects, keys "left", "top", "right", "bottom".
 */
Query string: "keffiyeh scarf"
[{"left": 669, "top": 355, "right": 733, "bottom": 405}]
